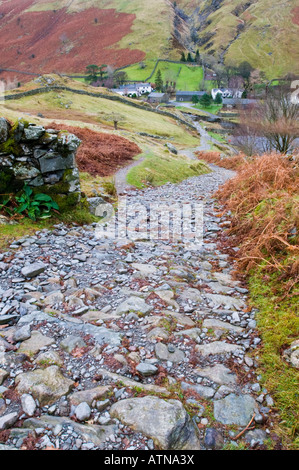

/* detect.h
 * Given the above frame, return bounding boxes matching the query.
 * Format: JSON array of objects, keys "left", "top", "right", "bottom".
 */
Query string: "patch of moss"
[
  {"left": 0, "top": 118, "right": 30, "bottom": 156},
  {"left": 248, "top": 267, "right": 299, "bottom": 449},
  {"left": 0, "top": 135, "right": 21, "bottom": 157}
]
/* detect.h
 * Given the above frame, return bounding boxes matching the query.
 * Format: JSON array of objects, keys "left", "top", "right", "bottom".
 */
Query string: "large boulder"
[
  {"left": 15, "top": 365, "right": 74, "bottom": 406},
  {"left": 110, "top": 396, "right": 201, "bottom": 450}
]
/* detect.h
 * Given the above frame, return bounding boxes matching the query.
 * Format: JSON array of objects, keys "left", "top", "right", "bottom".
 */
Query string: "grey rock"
[
  {"left": 0, "top": 369, "right": 8, "bottom": 386},
  {"left": 110, "top": 396, "right": 201, "bottom": 450},
  {"left": 15, "top": 365, "right": 74, "bottom": 406},
  {"left": 282, "top": 339, "right": 299, "bottom": 369},
  {"left": 0, "top": 117, "right": 9, "bottom": 142},
  {"left": 204, "top": 428, "right": 224, "bottom": 450},
  {"left": 0, "top": 412, "right": 18, "bottom": 431},
  {"left": 21, "top": 393, "right": 37, "bottom": 416},
  {"left": 155, "top": 342, "right": 185, "bottom": 363},
  {"left": 75, "top": 402, "right": 91, "bottom": 422},
  {"left": 68, "top": 385, "right": 111, "bottom": 407},
  {"left": 166, "top": 143, "right": 178, "bottom": 154},
  {"left": 21, "top": 262, "right": 46, "bottom": 279},
  {"left": 115, "top": 296, "right": 153, "bottom": 316},
  {"left": 39, "top": 152, "right": 75, "bottom": 173},
  {"left": 202, "top": 318, "right": 244, "bottom": 334},
  {"left": 244, "top": 429, "right": 267, "bottom": 446},
  {"left": 181, "top": 381, "right": 215, "bottom": 399},
  {"left": 136, "top": 362, "right": 158, "bottom": 377},
  {"left": 23, "top": 125, "right": 45, "bottom": 141},
  {"left": 195, "top": 364, "right": 237, "bottom": 386},
  {"left": 17, "top": 331, "right": 55, "bottom": 356},
  {"left": 196, "top": 341, "right": 241, "bottom": 357},
  {"left": 23, "top": 415, "right": 117, "bottom": 448},
  {"left": 60, "top": 335, "right": 86, "bottom": 354},
  {"left": 214, "top": 393, "right": 257, "bottom": 426},
  {"left": 13, "top": 325, "right": 31, "bottom": 343}
]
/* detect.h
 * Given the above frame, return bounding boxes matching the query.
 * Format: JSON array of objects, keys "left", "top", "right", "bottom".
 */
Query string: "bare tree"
[
  {"left": 257, "top": 89, "right": 299, "bottom": 154},
  {"left": 235, "top": 90, "right": 299, "bottom": 155}
]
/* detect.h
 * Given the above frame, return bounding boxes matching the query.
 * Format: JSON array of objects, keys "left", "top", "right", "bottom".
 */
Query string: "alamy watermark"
[{"left": 94, "top": 197, "right": 204, "bottom": 250}]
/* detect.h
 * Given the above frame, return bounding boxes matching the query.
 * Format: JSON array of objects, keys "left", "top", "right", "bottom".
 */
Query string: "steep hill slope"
[
  {"left": 0, "top": 0, "right": 298, "bottom": 80},
  {"left": 0, "top": 0, "right": 177, "bottom": 76},
  {"left": 175, "top": 0, "right": 299, "bottom": 78}
]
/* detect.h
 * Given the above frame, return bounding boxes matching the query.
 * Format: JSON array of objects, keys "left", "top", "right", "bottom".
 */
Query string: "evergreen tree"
[
  {"left": 187, "top": 52, "right": 193, "bottom": 63},
  {"left": 180, "top": 52, "right": 186, "bottom": 62},
  {"left": 195, "top": 49, "right": 200, "bottom": 64},
  {"left": 199, "top": 93, "right": 212, "bottom": 107},
  {"left": 155, "top": 69, "right": 163, "bottom": 92},
  {"left": 85, "top": 64, "right": 99, "bottom": 83},
  {"left": 214, "top": 92, "right": 223, "bottom": 104},
  {"left": 192, "top": 95, "right": 200, "bottom": 104}
]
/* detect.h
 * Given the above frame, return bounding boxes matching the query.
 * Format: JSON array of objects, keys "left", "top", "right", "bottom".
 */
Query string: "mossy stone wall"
[{"left": 0, "top": 117, "right": 81, "bottom": 212}]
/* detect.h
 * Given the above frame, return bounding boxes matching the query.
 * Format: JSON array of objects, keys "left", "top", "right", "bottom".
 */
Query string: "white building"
[
  {"left": 211, "top": 88, "right": 243, "bottom": 100},
  {"left": 112, "top": 82, "right": 153, "bottom": 98}
]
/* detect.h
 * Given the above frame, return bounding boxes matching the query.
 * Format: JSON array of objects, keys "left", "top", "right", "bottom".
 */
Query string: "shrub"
[
  {"left": 215, "top": 153, "right": 299, "bottom": 295},
  {"left": 0, "top": 184, "right": 60, "bottom": 220}
]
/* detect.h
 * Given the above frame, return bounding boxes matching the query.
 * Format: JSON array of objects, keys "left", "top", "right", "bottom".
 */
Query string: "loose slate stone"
[
  {"left": 195, "top": 364, "right": 237, "bottom": 386},
  {"left": 21, "top": 393, "right": 37, "bottom": 417},
  {"left": 75, "top": 402, "right": 91, "bottom": 422},
  {"left": 0, "top": 412, "right": 18, "bottom": 431},
  {"left": 17, "top": 331, "right": 55, "bottom": 357},
  {"left": 181, "top": 381, "right": 215, "bottom": 399},
  {"left": 60, "top": 335, "right": 86, "bottom": 354},
  {"left": 204, "top": 428, "right": 224, "bottom": 450},
  {"left": 21, "top": 262, "right": 46, "bottom": 279},
  {"left": 196, "top": 341, "right": 241, "bottom": 357},
  {"left": 155, "top": 342, "right": 185, "bottom": 363},
  {"left": 68, "top": 385, "right": 111, "bottom": 407},
  {"left": 202, "top": 319, "right": 244, "bottom": 334},
  {"left": 136, "top": 362, "right": 158, "bottom": 377},
  {"left": 115, "top": 296, "right": 153, "bottom": 316}
]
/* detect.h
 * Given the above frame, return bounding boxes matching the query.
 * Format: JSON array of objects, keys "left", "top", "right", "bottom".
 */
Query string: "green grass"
[
  {"left": 126, "top": 151, "right": 210, "bottom": 188},
  {"left": 4, "top": 88, "right": 200, "bottom": 148},
  {"left": 248, "top": 266, "right": 299, "bottom": 449},
  {"left": 122, "top": 61, "right": 204, "bottom": 91},
  {"left": 0, "top": 206, "right": 100, "bottom": 251},
  {"left": 207, "top": 131, "right": 227, "bottom": 143},
  {"left": 194, "top": 104, "right": 223, "bottom": 114}
]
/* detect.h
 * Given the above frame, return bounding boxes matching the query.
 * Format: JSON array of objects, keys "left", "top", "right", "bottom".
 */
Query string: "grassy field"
[
  {"left": 3, "top": 91, "right": 200, "bottom": 148},
  {"left": 194, "top": 103, "right": 223, "bottom": 114},
  {"left": 121, "top": 61, "right": 204, "bottom": 91}
]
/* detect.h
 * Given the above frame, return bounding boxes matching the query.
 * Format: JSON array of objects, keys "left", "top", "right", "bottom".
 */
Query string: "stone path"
[{"left": 0, "top": 164, "right": 275, "bottom": 450}]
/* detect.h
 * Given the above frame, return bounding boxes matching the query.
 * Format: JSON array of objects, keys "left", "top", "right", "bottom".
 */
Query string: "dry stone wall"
[{"left": 0, "top": 117, "right": 81, "bottom": 211}]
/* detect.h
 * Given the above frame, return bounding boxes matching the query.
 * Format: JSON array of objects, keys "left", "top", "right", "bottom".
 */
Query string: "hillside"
[
  {"left": 175, "top": 0, "right": 299, "bottom": 78},
  {"left": 0, "top": 0, "right": 176, "bottom": 79},
  {"left": 0, "top": 0, "right": 298, "bottom": 81}
]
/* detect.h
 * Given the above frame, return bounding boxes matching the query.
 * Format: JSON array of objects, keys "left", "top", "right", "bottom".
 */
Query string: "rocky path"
[{"left": 0, "top": 164, "right": 275, "bottom": 451}]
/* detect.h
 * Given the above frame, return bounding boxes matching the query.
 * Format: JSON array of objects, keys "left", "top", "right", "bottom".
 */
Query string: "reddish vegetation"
[
  {"left": 196, "top": 150, "right": 247, "bottom": 170},
  {"left": 214, "top": 153, "right": 299, "bottom": 296},
  {"left": 0, "top": 1, "right": 145, "bottom": 77},
  {"left": 291, "top": 6, "right": 299, "bottom": 25},
  {"left": 49, "top": 123, "right": 141, "bottom": 176}
]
